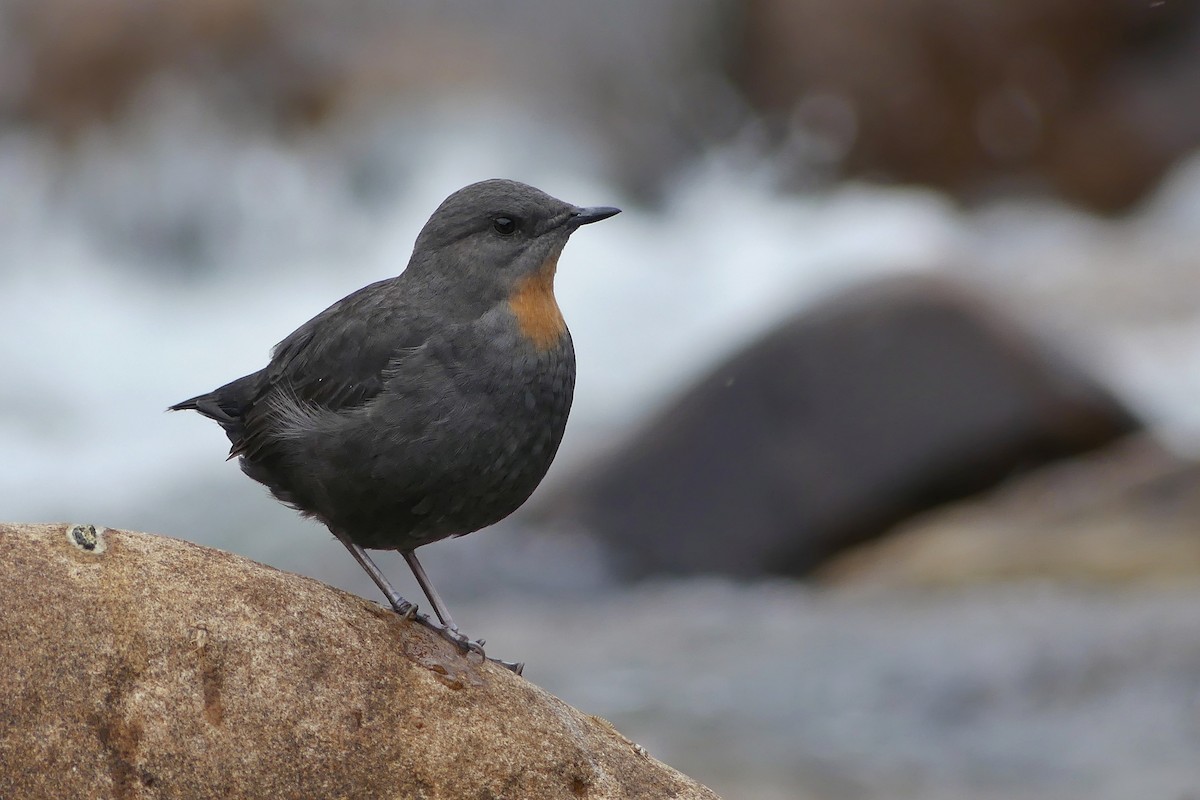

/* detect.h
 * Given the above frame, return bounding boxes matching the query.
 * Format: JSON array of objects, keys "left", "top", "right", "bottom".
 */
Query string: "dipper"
[{"left": 171, "top": 179, "right": 620, "bottom": 671}]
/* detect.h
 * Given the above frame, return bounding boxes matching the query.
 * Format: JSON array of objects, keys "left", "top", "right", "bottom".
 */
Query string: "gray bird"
[{"left": 171, "top": 179, "right": 619, "bottom": 670}]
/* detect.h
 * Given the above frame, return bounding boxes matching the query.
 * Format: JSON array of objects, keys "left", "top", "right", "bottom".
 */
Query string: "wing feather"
[{"left": 231, "top": 278, "right": 434, "bottom": 461}]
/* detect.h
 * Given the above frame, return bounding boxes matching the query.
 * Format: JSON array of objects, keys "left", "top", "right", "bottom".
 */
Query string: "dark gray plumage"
[{"left": 171, "top": 179, "right": 619, "bottom": 668}]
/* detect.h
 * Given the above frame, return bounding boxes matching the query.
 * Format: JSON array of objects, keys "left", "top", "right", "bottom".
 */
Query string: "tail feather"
[
  {"left": 169, "top": 372, "right": 264, "bottom": 451},
  {"left": 168, "top": 393, "right": 236, "bottom": 422}
]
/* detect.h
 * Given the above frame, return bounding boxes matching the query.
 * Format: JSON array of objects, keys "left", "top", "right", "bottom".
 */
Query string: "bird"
[{"left": 170, "top": 179, "right": 620, "bottom": 671}]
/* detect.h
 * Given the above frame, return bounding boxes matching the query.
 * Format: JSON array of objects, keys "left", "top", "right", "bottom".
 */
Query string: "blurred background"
[{"left": 3, "top": 1, "right": 1200, "bottom": 797}]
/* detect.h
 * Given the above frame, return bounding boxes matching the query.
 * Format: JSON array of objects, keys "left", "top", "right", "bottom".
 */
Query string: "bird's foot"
[
  {"left": 389, "top": 605, "right": 524, "bottom": 674},
  {"left": 389, "top": 598, "right": 420, "bottom": 619},
  {"left": 432, "top": 622, "right": 487, "bottom": 658},
  {"left": 420, "top": 619, "right": 524, "bottom": 674},
  {"left": 385, "top": 600, "right": 445, "bottom": 636},
  {"left": 495, "top": 658, "right": 525, "bottom": 675}
]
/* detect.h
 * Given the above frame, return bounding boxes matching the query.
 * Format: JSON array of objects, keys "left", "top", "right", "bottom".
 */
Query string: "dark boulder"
[{"left": 538, "top": 275, "right": 1141, "bottom": 578}]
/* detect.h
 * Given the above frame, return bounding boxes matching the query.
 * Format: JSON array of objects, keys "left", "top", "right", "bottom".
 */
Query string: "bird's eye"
[{"left": 491, "top": 216, "right": 517, "bottom": 236}]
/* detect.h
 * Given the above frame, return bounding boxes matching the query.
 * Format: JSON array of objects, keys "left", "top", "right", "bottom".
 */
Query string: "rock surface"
[
  {"left": 0, "top": 522, "right": 718, "bottom": 800},
  {"left": 817, "top": 435, "right": 1200, "bottom": 586},
  {"left": 536, "top": 275, "right": 1140, "bottom": 579}
]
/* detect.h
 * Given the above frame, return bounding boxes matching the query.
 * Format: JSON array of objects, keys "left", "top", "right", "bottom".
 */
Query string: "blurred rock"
[
  {"left": 7, "top": 0, "right": 1200, "bottom": 212},
  {"left": 0, "top": 522, "right": 718, "bottom": 800},
  {"left": 731, "top": 0, "right": 1200, "bottom": 212},
  {"left": 535, "top": 275, "right": 1141, "bottom": 579},
  {"left": 4, "top": 0, "right": 500, "bottom": 133},
  {"left": 0, "top": 0, "right": 729, "bottom": 198},
  {"left": 817, "top": 435, "right": 1200, "bottom": 586}
]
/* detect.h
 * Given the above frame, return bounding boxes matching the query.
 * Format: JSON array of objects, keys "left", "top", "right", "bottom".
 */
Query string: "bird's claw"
[
  {"left": 493, "top": 658, "right": 524, "bottom": 675},
  {"left": 398, "top": 609, "right": 522, "bottom": 674},
  {"left": 434, "top": 626, "right": 525, "bottom": 674},
  {"left": 435, "top": 623, "right": 487, "bottom": 658}
]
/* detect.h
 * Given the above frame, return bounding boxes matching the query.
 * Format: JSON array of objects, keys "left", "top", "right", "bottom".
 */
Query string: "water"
[
  {"left": 456, "top": 580, "right": 1200, "bottom": 800},
  {"left": 2, "top": 91, "right": 1200, "bottom": 798}
]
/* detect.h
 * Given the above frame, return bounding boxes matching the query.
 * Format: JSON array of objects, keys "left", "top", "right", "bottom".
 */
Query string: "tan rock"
[
  {"left": 818, "top": 437, "right": 1200, "bottom": 587},
  {"left": 0, "top": 522, "right": 719, "bottom": 800}
]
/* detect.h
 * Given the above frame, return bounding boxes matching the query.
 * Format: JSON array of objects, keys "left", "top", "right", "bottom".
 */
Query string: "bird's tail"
[
  {"left": 168, "top": 372, "right": 263, "bottom": 451},
  {"left": 169, "top": 393, "right": 228, "bottom": 420}
]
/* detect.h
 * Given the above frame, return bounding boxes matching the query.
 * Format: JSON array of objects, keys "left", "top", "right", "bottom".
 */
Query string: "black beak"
[{"left": 570, "top": 206, "right": 621, "bottom": 226}]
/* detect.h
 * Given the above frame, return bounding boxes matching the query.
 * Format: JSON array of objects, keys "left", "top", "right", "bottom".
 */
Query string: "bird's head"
[{"left": 408, "top": 179, "right": 620, "bottom": 310}]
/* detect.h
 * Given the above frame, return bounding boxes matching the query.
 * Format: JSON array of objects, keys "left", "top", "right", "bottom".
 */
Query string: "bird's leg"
[
  {"left": 401, "top": 549, "right": 459, "bottom": 630},
  {"left": 339, "top": 540, "right": 523, "bottom": 674},
  {"left": 337, "top": 537, "right": 419, "bottom": 618},
  {"left": 400, "top": 550, "right": 524, "bottom": 674}
]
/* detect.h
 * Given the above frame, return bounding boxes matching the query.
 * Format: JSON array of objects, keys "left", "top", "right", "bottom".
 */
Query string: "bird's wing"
[{"left": 233, "top": 279, "right": 433, "bottom": 459}]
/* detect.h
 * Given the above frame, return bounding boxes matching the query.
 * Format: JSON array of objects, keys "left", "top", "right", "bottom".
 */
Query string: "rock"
[
  {"left": 535, "top": 275, "right": 1140, "bottom": 579},
  {"left": 731, "top": 0, "right": 1200, "bottom": 212},
  {"left": 0, "top": 0, "right": 737, "bottom": 224},
  {"left": 11, "top": 0, "right": 1200, "bottom": 213},
  {"left": 0, "top": 522, "right": 719, "bottom": 800},
  {"left": 817, "top": 435, "right": 1200, "bottom": 586},
  {"left": 4, "top": 0, "right": 726, "bottom": 168},
  {"left": 9, "top": 0, "right": 497, "bottom": 134}
]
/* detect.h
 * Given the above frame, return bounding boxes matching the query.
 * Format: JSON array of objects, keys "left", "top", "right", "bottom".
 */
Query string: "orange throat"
[{"left": 507, "top": 254, "right": 566, "bottom": 351}]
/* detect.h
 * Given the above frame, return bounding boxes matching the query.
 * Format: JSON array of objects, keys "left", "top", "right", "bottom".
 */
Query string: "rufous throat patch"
[{"left": 508, "top": 253, "right": 566, "bottom": 351}]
